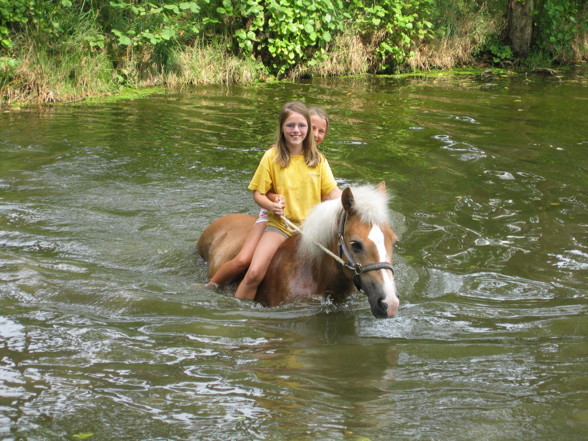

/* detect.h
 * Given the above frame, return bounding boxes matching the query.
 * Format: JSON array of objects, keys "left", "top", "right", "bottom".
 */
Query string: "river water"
[{"left": 1, "top": 67, "right": 587, "bottom": 440}]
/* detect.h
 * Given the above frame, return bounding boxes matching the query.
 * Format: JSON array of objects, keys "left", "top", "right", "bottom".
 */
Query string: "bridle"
[
  {"left": 280, "top": 210, "right": 395, "bottom": 292},
  {"left": 337, "top": 209, "right": 395, "bottom": 292}
]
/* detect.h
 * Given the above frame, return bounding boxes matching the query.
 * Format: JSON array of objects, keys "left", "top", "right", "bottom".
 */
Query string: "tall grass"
[
  {"left": 163, "top": 39, "right": 268, "bottom": 88},
  {"left": 292, "top": 30, "right": 370, "bottom": 79},
  {"left": 1, "top": 35, "right": 267, "bottom": 104},
  {"left": 1, "top": 23, "right": 113, "bottom": 104},
  {"left": 568, "top": 4, "right": 588, "bottom": 63},
  {"left": 409, "top": 0, "right": 505, "bottom": 70},
  {"left": 1, "top": 0, "right": 585, "bottom": 105},
  {"left": 293, "top": 1, "right": 508, "bottom": 77},
  {"left": 1, "top": 45, "right": 112, "bottom": 104}
]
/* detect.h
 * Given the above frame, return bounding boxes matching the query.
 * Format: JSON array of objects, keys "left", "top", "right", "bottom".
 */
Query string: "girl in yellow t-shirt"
[
  {"left": 207, "top": 106, "right": 336, "bottom": 289},
  {"left": 234, "top": 101, "right": 341, "bottom": 300}
]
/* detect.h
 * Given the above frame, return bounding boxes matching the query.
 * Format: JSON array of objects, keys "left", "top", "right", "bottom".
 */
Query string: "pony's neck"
[
  {"left": 298, "top": 198, "right": 341, "bottom": 264},
  {"left": 297, "top": 185, "right": 390, "bottom": 265}
]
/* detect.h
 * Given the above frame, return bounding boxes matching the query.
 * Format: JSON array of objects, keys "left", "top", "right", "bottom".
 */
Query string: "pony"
[{"left": 196, "top": 183, "right": 399, "bottom": 318}]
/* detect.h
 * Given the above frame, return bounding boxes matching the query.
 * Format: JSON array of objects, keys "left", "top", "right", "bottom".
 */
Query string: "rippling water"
[{"left": 1, "top": 68, "right": 587, "bottom": 440}]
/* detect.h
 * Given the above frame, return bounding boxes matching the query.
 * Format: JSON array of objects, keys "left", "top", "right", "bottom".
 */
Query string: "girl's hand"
[{"left": 272, "top": 195, "right": 285, "bottom": 216}]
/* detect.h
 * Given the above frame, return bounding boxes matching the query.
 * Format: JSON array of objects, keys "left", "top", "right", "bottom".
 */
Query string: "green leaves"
[
  {"left": 106, "top": 0, "right": 205, "bottom": 52},
  {"left": 349, "top": 0, "right": 435, "bottom": 72},
  {"left": 535, "top": 0, "right": 580, "bottom": 58},
  {"left": 222, "top": 0, "right": 346, "bottom": 76},
  {"left": 112, "top": 29, "right": 131, "bottom": 46},
  {"left": 0, "top": 55, "right": 18, "bottom": 71},
  {"left": 5, "top": 0, "right": 581, "bottom": 81},
  {"left": 163, "top": 4, "right": 180, "bottom": 14}
]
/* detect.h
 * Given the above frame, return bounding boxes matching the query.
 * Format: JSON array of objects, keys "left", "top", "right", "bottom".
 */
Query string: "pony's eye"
[{"left": 350, "top": 241, "right": 363, "bottom": 253}]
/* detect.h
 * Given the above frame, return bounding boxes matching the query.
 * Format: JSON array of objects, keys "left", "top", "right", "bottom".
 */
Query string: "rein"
[
  {"left": 281, "top": 211, "right": 395, "bottom": 291},
  {"left": 280, "top": 215, "right": 347, "bottom": 266}
]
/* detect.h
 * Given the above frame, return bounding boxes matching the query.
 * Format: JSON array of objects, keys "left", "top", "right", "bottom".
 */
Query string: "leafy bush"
[
  {"left": 533, "top": 0, "right": 584, "bottom": 62},
  {"left": 348, "top": 0, "right": 435, "bottom": 72},
  {"left": 1, "top": 0, "right": 586, "bottom": 104},
  {"left": 217, "top": 0, "right": 349, "bottom": 76}
]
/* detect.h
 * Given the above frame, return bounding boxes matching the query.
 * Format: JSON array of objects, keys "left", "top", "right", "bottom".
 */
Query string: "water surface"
[{"left": 1, "top": 68, "right": 587, "bottom": 440}]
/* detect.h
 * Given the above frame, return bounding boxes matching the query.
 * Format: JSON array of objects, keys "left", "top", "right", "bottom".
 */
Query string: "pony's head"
[{"left": 300, "top": 182, "right": 400, "bottom": 318}]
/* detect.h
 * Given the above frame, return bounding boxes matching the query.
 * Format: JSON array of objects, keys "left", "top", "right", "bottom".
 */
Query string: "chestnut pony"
[{"left": 196, "top": 183, "right": 399, "bottom": 318}]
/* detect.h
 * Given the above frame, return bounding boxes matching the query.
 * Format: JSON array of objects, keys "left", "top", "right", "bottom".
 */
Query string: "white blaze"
[{"left": 368, "top": 225, "right": 399, "bottom": 315}]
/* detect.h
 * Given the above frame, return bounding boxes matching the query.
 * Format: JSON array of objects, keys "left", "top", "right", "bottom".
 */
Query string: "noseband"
[{"left": 337, "top": 210, "right": 395, "bottom": 292}]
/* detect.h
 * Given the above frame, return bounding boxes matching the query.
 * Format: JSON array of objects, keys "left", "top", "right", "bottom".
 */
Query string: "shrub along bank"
[{"left": 1, "top": 0, "right": 586, "bottom": 104}]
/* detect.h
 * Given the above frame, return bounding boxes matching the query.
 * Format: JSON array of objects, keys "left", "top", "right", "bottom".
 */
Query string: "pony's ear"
[
  {"left": 341, "top": 187, "right": 355, "bottom": 213},
  {"left": 376, "top": 181, "right": 387, "bottom": 194}
]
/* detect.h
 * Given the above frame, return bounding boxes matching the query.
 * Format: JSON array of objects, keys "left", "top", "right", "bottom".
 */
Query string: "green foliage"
[
  {"left": 1, "top": 0, "right": 439, "bottom": 78},
  {"left": 1, "top": 0, "right": 43, "bottom": 48},
  {"left": 0, "top": 55, "right": 18, "bottom": 88},
  {"left": 1, "top": 0, "right": 587, "bottom": 103},
  {"left": 348, "top": 0, "right": 435, "bottom": 71},
  {"left": 473, "top": 34, "right": 515, "bottom": 65},
  {"left": 534, "top": 0, "right": 583, "bottom": 61},
  {"left": 488, "top": 41, "right": 513, "bottom": 64},
  {"left": 1, "top": 0, "right": 83, "bottom": 38},
  {"left": 215, "top": 0, "right": 349, "bottom": 76},
  {"left": 106, "top": 1, "right": 202, "bottom": 48},
  {"left": 1, "top": 0, "right": 102, "bottom": 53}
]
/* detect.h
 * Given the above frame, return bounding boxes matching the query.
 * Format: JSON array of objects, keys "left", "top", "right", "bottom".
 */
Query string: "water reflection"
[{"left": 247, "top": 315, "right": 400, "bottom": 439}]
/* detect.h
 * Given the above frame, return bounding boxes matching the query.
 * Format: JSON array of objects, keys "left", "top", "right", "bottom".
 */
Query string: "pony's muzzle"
[
  {"left": 371, "top": 295, "right": 399, "bottom": 318},
  {"left": 363, "top": 269, "right": 399, "bottom": 318}
]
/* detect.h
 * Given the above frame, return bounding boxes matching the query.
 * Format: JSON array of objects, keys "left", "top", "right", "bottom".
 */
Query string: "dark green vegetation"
[{"left": 1, "top": 0, "right": 586, "bottom": 104}]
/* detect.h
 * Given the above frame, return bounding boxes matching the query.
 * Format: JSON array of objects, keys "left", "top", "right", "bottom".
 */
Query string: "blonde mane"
[{"left": 298, "top": 185, "right": 390, "bottom": 263}]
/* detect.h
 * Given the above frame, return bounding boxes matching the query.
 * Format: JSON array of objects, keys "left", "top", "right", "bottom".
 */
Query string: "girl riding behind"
[
  {"left": 234, "top": 101, "right": 341, "bottom": 300},
  {"left": 207, "top": 105, "right": 337, "bottom": 289}
]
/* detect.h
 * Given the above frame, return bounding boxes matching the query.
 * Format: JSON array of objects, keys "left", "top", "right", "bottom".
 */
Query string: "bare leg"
[
  {"left": 235, "top": 231, "right": 287, "bottom": 300},
  {"left": 208, "top": 221, "right": 266, "bottom": 287}
]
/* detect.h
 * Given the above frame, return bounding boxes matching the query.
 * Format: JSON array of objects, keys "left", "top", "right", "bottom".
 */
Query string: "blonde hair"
[
  {"left": 275, "top": 101, "right": 322, "bottom": 168},
  {"left": 298, "top": 185, "right": 390, "bottom": 264},
  {"left": 308, "top": 107, "right": 330, "bottom": 137}
]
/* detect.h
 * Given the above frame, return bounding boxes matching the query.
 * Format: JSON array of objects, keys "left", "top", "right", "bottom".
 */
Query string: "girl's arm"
[
  {"left": 266, "top": 191, "right": 280, "bottom": 203},
  {"left": 322, "top": 186, "right": 342, "bottom": 201},
  {"left": 253, "top": 190, "right": 285, "bottom": 216}
]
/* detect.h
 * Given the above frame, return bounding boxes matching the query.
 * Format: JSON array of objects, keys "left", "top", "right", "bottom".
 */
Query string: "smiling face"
[
  {"left": 311, "top": 115, "right": 328, "bottom": 146},
  {"left": 282, "top": 111, "right": 308, "bottom": 154}
]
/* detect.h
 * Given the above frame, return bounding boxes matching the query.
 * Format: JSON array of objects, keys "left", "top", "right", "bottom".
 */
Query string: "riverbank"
[
  {"left": 4, "top": 63, "right": 587, "bottom": 111},
  {"left": 2, "top": 87, "right": 168, "bottom": 111},
  {"left": 1, "top": 1, "right": 586, "bottom": 107}
]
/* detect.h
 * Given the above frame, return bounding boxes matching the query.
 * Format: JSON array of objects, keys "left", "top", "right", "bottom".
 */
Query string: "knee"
[
  {"left": 233, "top": 254, "right": 252, "bottom": 272},
  {"left": 243, "top": 266, "right": 265, "bottom": 286}
]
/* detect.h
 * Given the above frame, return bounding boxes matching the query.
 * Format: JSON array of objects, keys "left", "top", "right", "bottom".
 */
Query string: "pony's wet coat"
[{"left": 197, "top": 184, "right": 400, "bottom": 318}]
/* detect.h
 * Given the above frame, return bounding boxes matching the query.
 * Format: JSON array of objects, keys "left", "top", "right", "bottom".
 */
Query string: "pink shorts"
[{"left": 256, "top": 209, "right": 268, "bottom": 224}]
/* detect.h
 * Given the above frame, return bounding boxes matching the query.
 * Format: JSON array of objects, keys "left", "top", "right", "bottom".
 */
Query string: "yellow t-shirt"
[{"left": 248, "top": 146, "right": 337, "bottom": 236}]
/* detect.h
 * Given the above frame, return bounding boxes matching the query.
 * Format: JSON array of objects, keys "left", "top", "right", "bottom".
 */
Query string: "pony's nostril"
[{"left": 378, "top": 299, "right": 388, "bottom": 313}]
